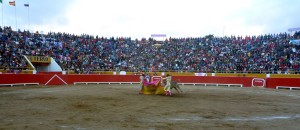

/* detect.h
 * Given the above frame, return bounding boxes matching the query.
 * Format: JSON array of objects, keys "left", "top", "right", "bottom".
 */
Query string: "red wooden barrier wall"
[
  {"left": 0, "top": 74, "right": 42, "bottom": 84},
  {"left": 266, "top": 78, "right": 300, "bottom": 89},
  {"left": 172, "top": 76, "right": 253, "bottom": 87},
  {"left": 0, "top": 74, "right": 299, "bottom": 89}
]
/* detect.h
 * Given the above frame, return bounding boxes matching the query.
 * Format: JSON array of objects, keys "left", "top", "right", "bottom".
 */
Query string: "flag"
[
  {"left": 24, "top": 4, "right": 29, "bottom": 7},
  {"left": 9, "top": 1, "right": 15, "bottom": 6}
]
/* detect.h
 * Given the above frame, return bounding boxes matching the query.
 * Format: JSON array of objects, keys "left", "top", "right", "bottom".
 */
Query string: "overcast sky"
[{"left": 1, "top": 0, "right": 300, "bottom": 39}]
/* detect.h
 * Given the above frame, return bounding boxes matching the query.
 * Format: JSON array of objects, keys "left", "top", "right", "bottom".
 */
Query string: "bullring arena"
[
  {"left": 1, "top": 74, "right": 300, "bottom": 130},
  {"left": 1, "top": 26, "right": 300, "bottom": 129}
]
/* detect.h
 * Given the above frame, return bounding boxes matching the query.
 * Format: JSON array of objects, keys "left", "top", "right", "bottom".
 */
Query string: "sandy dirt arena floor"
[{"left": 1, "top": 84, "right": 300, "bottom": 130}]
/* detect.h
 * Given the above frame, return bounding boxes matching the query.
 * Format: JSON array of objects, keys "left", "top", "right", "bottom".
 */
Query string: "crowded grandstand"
[{"left": 1, "top": 26, "right": 300, "bottom": 74}]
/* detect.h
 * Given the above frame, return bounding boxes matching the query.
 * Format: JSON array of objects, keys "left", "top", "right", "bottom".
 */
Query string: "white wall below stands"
[{"left": 36, "top": 57, "right": 62, "bottom": 72}]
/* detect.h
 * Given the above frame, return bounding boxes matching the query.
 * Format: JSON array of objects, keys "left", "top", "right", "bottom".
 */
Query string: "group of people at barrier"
[{"left": 1, "top": 26, "right": 300, "bottom": 74}]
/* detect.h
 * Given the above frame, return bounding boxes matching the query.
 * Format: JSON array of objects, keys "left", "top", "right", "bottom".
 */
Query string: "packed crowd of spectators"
[{"left": 1, "top": 26, "right": 300, "bottom": 74}]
